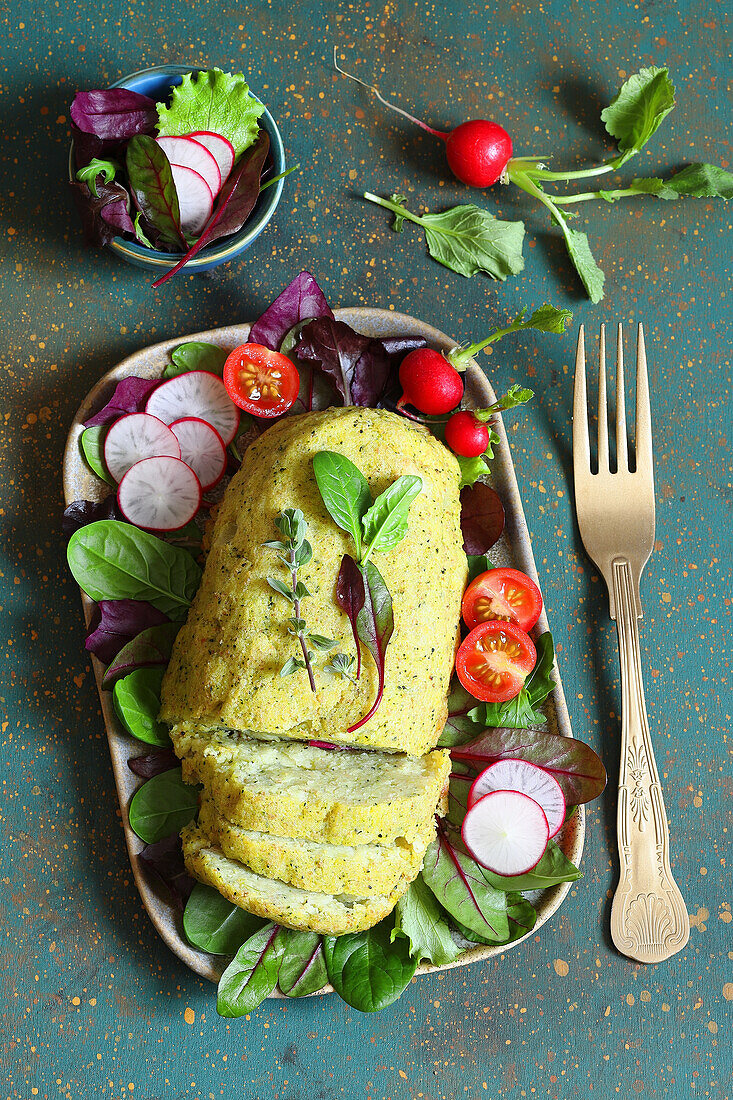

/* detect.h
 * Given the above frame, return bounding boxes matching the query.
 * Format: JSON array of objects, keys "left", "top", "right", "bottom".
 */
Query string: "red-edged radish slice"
[
  {"left": 169, "top": 417, "right": 227, "bottom": 490},
  {"left": 461, "top": 790, "right": 549, "bottom": 876},
  {"left": 156, "top": 135, "right": 222, "bottom": 196},
  {"left": 186, "top": 130, "right": 235, "bottom": 184},
  {"left": 103, "top": 412, "right": 181, "bottom": 483},
  {"left": 146, "top": 371, "right": 240, "bottom": 446},
  {"left": 468, "top": 759, "right": 566, "bottom": 839},
  {"left": 117, "top": 456, "right": 201, "bottom": 531},
  {"left": 168, "top": 163, "right": 213, "bottom": 236}
]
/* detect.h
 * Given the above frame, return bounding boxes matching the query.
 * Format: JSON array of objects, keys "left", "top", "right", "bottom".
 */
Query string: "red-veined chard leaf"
[
  {"left": 348, "top": 560, "right": 394, "bottom": 733},
  {"left": 295, "top": 317, "right": 393, "bottom": 407},
  {"left": 138, "top": 832, "right": 194, "bottom": 911},
  {"left": 126, "top": 134, "right": 186, "bottom": 250},
  {"left": 102, "top": 621, "right": 180, "bottom": 687},
  {"left": 420, "top": 829, "right": 510, "bottom": 942},
  {"left": 249, "top": 270, "right": 334, "bottom": 350},
  {"left": 451, "top": 726, "right": 607, "bottom": 805},
  {"left": 217, "top": 923, "right": 288, "bottom": 1017},
  {"left": 460, "top": 483, "right": 505, "bottom": 555},
  {"left": 336, "top": 554, "right": 366, "bottom": 679},
  {"left": 278, "top": 931, "right": 329, "bottom": 997},
  {"left": 323, "top": 917, "right": 418, "bottom": 1013},
  {"left": 152, "top": 131, "right": 270, "bottom": 288},
  {"left": 85, "top": 598, "right": 170, "bottom": 666},
  {"left": 127, "top": 747, "right": 179, "bottom": 779},
  {"left": 70, "top": 89, "right": 158, "bottom": 141},
  {"left": 84, "top": 376, "right": 160, "bottom": 428},
  {"left": 453, "top": 892, "right": 537, "bottom": 945}
]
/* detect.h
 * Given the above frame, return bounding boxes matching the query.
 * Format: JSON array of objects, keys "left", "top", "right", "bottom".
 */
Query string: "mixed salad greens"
[
  {"left": 65, "top": 272, "right": 606, "bottom": 1015},
  {"left": 70, "top": 69, "right": 295, "bottom": 285}
]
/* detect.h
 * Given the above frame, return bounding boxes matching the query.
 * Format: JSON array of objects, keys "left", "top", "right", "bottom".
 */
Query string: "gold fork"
[{"left": 573, "top": 323, "right": 689, "bottom": 963}]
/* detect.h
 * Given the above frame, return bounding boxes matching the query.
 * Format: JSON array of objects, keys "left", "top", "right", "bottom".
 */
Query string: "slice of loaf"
[
  {"left": 196, "top": 796, "right": 434, "bottom": 896},
  {"left": 182, "top": 825, "right": 403, "bottom": 935},
  {"left": 173, "top": 729, "right": 449, "bottom": 847}
]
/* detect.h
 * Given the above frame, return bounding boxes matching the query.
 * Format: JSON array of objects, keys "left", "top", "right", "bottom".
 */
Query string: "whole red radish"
[
  {"left": 397, "top": 348, "right": 463, "bottom": 415},
  {"left": 445, "top": 410, "right": 490, "bottom": 457},
  {"left": 335, "top": 51, "right": 514, "bottom": 188}
]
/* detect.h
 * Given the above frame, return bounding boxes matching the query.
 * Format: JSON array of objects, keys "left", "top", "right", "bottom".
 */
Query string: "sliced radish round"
[
  {"left": 468, "top": 759, "right": 566, "bottom": 839},
  {"left": 169, "top": 417, "right": 227, "bottom": 490},
  {"left": 461, "top": 790, "right": 549, "bottom": 876},
  {"left": 186, "top": 130, "right": 235, "bottom": 184},
  {"left": 103, "top": 412, "right": 181, "bottom": 483},
  {"left": 146, "top": 371, "right": 240, "bottom": 445},
  {"left": 168, "top": 163, "right": 213, "bottom": 236},
  {"left": 117, "top": 456, "right": 201, "bottom": 531},
  {"left": 156, "top": 135, "right": 222, "bottom": 196}
]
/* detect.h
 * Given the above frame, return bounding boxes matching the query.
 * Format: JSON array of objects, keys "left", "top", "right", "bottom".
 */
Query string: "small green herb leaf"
[
  {"left": 280, "top": 656, "right": 306, "bottom": 676},
  {"left": 393, "top": 876, "right": 463, "bottom": 965},
  {"left": 217, "top": 923, "right": 288, "bottom": 1017},
  {"left": 112, "top": 666, "right": 170, "bottom": 746},
  {"left": 307, "top": 634, "right": 338, "bottom": 652},
  {"left": 472, "top": 385, "right": 534, "bottom": 422},
  {"left": 361, "top": 474, "right": 422, "bottom": 559},
  {"left": 313, "top": 450, "right": 372, "bottom": 555},
  {"left": 323, "top": 918, "right": 418, "bottom": 1013},
  {"left": 163, "top": 341, "right": 229, "bottom": 379},
  {"left": 324, "top": 651, "right": 358, "bottom": 684},
  {"left": 80, "top": 425, "right": 114, "bottom": 485},
  {"left": 278, "top": 931, "right": 329, "bottom": 997},
  {"left": 125, "top": 134, "right": 186, "bottom": 250},
  {"left": 128, "top": 769, "right": 198, "bottom": 843},
  {"left": 267, "top": 577, "right": 295, "bottom": 601},
  {"left": 183, "top": 882, "right": 266, "bottom": 954},
  {"left": 601, "top": 66, "right": 676, "bottom": 166},
  {"left": 563, "top": 227, "right": 606, "bottom": 303},
  {"left": 67, "top": 521, "right": 202, "bottom": 617}
]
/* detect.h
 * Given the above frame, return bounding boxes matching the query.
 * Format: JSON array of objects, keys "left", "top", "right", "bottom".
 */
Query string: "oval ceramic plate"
[{"left": 63, "top": 308, "right": 584, "bottom": 993}]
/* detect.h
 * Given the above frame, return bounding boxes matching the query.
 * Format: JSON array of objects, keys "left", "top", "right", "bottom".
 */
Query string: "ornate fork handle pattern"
[{"left": 609, "top": 559, "right": 690, "bottom": 963}]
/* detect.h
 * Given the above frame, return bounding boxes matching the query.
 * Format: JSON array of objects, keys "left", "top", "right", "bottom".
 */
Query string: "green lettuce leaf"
[
  {"left": 157, "top": 69, "right": 264, "bottom": 158},
  {"left": 601, "top": 66, "right": 676, "bottom": 166}
]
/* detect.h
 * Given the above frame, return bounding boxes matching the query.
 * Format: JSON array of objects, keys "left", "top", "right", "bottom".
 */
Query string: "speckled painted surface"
[{"left": 1, "top": 1, "right": 731, "bottom": 1097}]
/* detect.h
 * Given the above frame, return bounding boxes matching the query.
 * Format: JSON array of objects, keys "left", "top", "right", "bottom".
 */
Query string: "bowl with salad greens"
[
  {"left": 69, "top": 64, "right": 289, "bottom": 285},
  {"left": 63, "top": 273, "right": 607, "bottom": 1015}
]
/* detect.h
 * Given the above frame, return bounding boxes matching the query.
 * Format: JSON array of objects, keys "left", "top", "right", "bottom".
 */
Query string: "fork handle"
[{"left": 609, "top": 559, "right": 690, "bottom": 963}]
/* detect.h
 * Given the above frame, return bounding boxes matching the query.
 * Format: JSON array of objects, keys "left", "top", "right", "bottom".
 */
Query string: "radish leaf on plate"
[{"left": 156, "top": 69, "right": 265, "bottom": 159}]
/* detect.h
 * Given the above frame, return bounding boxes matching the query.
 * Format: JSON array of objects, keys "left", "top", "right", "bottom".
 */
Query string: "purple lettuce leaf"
[
  {"left": 84, "top": 376, "right": 160, "bottom": 427},
  {"left": 62, "top": 496, "right": 123, "bottom": 539},
  {"left": 101, "top": 621, "right": 180, "bottom": 688},
  {"left": 70, "top": 89, "right": 158, "bottom": 142},
  {"left": 295, "top": 318, "right": 392, "bottom": 407},
  {"left": 70, "top": 178, "right": 136, "bottom": 247},
  {"left": 128, "top": 747, "right": 179, "bottom": 779},
  {"left": 380, "top": 335, "right": 428, "bottom": 361},
  {"left": 85, "top": 599, "right": 170, "bottom": 666},
  {"left": 249, "top": 271, "right": 334, "bottom": 350},
  {"left": 151, "top": 132, "right": 270, "bottom": 288},
  {"left": 137, "top": 832, "right": 195, "bottom": 910},
  {"left": 335, "top": 554, "right": 365, "bottom": 679},
  {"left": 460, "top": 483, "right": 505, "bottom": 555}
]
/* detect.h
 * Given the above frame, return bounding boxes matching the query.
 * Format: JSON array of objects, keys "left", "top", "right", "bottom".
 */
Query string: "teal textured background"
[{"left": 1, "top": 0, "right": 731, "bottom": 1096}]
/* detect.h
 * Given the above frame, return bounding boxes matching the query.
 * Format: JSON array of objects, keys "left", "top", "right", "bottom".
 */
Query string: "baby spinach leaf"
[
  {"left": 563, "top": 227, "right": 605, "bottom": 304},
  {"left": 335, "top": 554, "right": 366, "bottom": 679},
  {"left": 466, "top": 554, "right": 494, "bottom": 584},
  {"left": 452, "top": 724, "right": 607, "bottom": 806},
  {"left": 295, "top": 317, "right": 392, "bottom": 406},
  {"left": 420, "top": 831, "right": 510, "bottom": 942},
  {"left": 163, "top": 341, "right": 228, "bottom": 379},
  {"left": 156, "top": 69, "right": 265, "bottom": 159},
  {"left": 84, "top": 376, "right": 160, "bottom": 428},
  {"left": 481, "top": 841, "right": 582, "bottom": 893},
  {"left": 393, "top": 876, "right": 463, "bottom": 965},
  {"left": 138, "top": 833, "right": 194, "bottom": 910},
  {"left": 128, "top": 768, "right": 198, "bottom": 843},
  {"left": 128, "top": 747, "right": 179, "bottom": 778},
  {"left": 126, "top": 134, "right": 186, "bottom": 250},
  {"left": 249, "top": 270, "right": 334, "bottom": 351},
  {"left": 313, "top": 450, "right": 371, "bottom": 554},
  {"left": 217, "top": 923, "right": 287, "bottom": 1018},
  {"left": 364, "top": 193, "right": 526, "bottom": 281},
  {"left": 278, "top": 931, "right": 329, "bottom": 997},
  {"left": 323, "top": 918, "right": 418, "bottom": 1013},
  {"left": 601, "top": 67, "right": 676, "bottom": 166},
  {"left": 348, "top": 560, "right": 394, "bottom": 733},
  {"left": 361, "top": 474, "right": 422, "bottom": 558},
  {"left": 473, "top": 631, "right": 556, "bottom": 730},
  {"left": 67, "top": 520, "right": 202, "bottom": 617},
  {"left": 112, "top": 667, "right": 170, "bottom": 746},
  {"left": 85, "top": 599, "right": 169, "bottom": 666},
  {"left": 80, "top": 426, "right": 114, "bottom": 485},
  {"left": 460, "top": 483, "right": 505, "bottom": 555},
  {"left": 183, "top": 882, "right": 266, "bottom": 954},
  {"left": 453, "top": 892, "right": 537, "bottom": 945},
  {"left": 101, "top": 621, "right": 179, "bottom": 686}
]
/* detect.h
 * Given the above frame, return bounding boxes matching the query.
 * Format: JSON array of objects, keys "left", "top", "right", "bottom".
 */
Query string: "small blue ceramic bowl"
[{"left": 71, "top": 64, "right": 285, "bottom": 276}]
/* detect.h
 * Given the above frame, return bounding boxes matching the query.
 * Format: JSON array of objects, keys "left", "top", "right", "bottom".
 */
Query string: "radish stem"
[
  {"left": 551, "top": 187, "right": 641, "bottom": 204},
  {"left": 334, "top": 48, "right": 448, "bottom": 141}
]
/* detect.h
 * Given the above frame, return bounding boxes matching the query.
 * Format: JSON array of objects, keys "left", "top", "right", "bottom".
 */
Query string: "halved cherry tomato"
[
  {"left": 223, "top": 343, "right": 299, "bottom": 418},
  {"left": 462, "top": 567, "right": 542, "bottom": 632},
  {"left": 455, "top": 621, "right": 536, "bottom": 703}
]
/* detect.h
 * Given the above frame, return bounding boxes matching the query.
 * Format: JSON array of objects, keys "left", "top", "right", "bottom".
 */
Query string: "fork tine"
[
  {"left": 597, "top": 324, "right": 609, "bottom": 471},
  {"left": 573, "top": 326, "right": 590, "bottom": 471},
  {"left": 616, "top": 324, "right": 628, "bottom": 471},
  {"left": 635, "top": 324, "right": 653, "bottom": 473}
]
